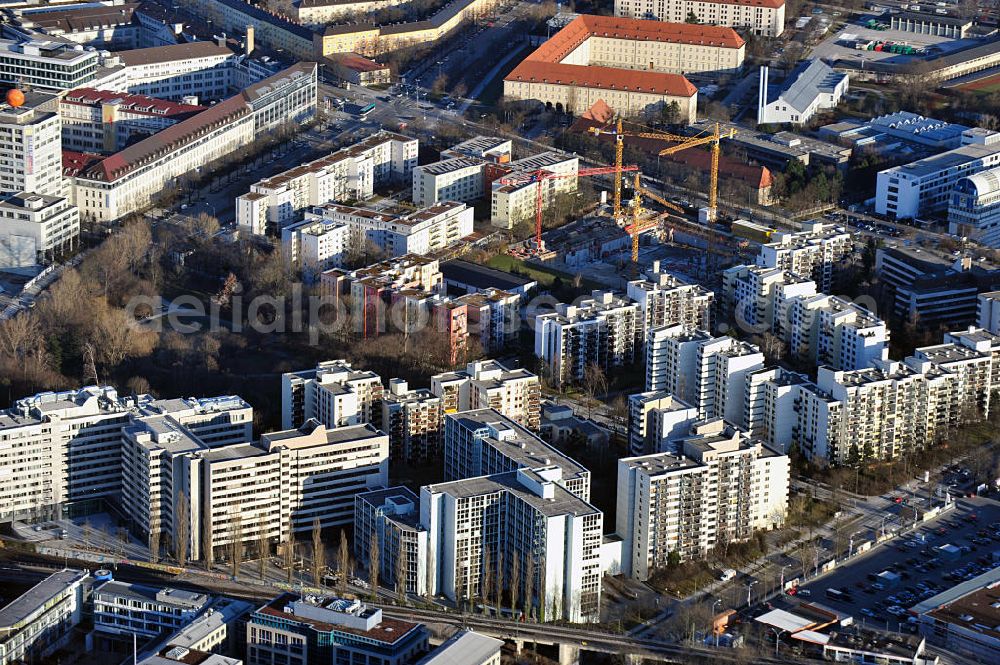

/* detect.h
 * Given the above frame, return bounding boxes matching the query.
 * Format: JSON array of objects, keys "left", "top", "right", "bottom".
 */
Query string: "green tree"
[{"left": 685, "top": 10, "right": 699, "bottom": 23}]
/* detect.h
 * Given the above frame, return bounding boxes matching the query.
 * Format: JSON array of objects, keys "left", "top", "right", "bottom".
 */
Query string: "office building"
[
  {"left": 382, "top": 379, "right": 445, "bottom": 463},
  {"left": 5, "top": 3, "right": 142, "bottom": 49},
  {"left": 534, "top": 291, "right": 641, "bottom": 386},
  {"left": 617, "top": 420, "right": 789, "bottom": 580},
  {"left": 416, "top": 630, "right": 503, "bottom": 665},
  {"left": 978, "top": 291, "right": 1000, "bottom": 334},
  {"left": 644, "top": 324, "right": 764, "bottom": 423},
  {"left": 0, "top": 569, "right": 88, "bottom": 665},
  {"left": 627, "top": 391, "right": 699, "bottom": 456},
  {"left": 246, "top": 595, "right": 428, "bottom": 665},
  {"left": 280, "top": 360, "right": 383, "bottom": 430},
  {"left": 757, "top": 61, "right": 849, "bottom": 126},
  {"left": 948, "top": 165, "right": 1000, "bottom": 248},
  {"left": 430, "top": 360, "right": 541, "bottom": 431},
  {"left": 755, "top": 221, "right": 851, "bottom": 292},
  {"left": 0, "top": 192, "right": 79, "bottom": 268},
  {"left": 442, "top": 409, "right": 590, "bottom": 501},
  {"left": 0, "top": 90, "right": 63, "bottom": 197},
  {"left": 116, "top": 41, "right": 240, "bottom": 102},
  {"left": 614, "top": 0, "right": 785, "bottom": 37},
  {"left": 875, "top": 140, "right": 1000, "bottom": 219},
  {"left": 237, "top": 132, "right": 417, "bottom": 235},
  {"left": 303, "top": 200, "right": 474, "bottom": 257},
  {"left": 423, "top": 468, "right": 603, "bottom": 623},
  {"left": 93, "top": 581, "right": 212, "bottom": 640},
  {"left": 354, "top": 486, "right": 429, "bottom": 595},
  {"left": 65, "top": 63, "right": 318, "bottom": 223},
  {"left": 626, "top": 261, "right": 714, "bottom": 332},
  {"left": 876, "top": 245, "right": 1000, "bottom": 328},
  {"left": 0, "top": 38, "right": 107, "bottom": 91}
]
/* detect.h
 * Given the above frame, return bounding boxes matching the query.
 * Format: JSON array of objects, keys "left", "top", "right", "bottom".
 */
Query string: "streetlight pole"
[
  {"left": 780, "top": 565, "right": 788, "bottom": 594},
  {"left": 771, "top": 627, "right": 786, "bottom": 656},
  {"left": 747, "top": 580, "right": 757, "bottom": 608}
]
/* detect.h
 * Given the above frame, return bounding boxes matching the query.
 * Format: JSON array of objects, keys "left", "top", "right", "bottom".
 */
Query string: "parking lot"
[
  {"left": 809, "top": 15, "right": 984, "bottom": 65},
  {"left": 797, "top": 497, "right": 1000, "bottom": 632}
]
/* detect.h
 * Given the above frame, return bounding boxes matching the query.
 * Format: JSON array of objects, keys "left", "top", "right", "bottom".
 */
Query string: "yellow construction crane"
[{"left": 589, "top": 119, "right": 737, "bottom": 223}]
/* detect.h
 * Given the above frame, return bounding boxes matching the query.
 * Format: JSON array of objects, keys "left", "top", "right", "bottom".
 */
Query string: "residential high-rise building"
[
  {"left": 382, "top": 379, "right": 444, "bottom": 463},
  {"left": 756, "top": 221, "right": 852, "bottom": 292},
  {"left": 431, "top": 360, "right": 541, "bottom": 431},
  {"left": 721, "top": 264, "right": 816, "bottom": 335},
  {"left": 626, "top": 261, "right": 714, "bottom": 332},
  {"left": 788, "top": 294, "right": 889, "bottom": 370},
  {"left": 627, "top": 391, "right": 699, "bottom": 456},
  {"left": 246, "top": 595, "right": 428, "bottom": 665},
  {"left": 743, "top": 367, "right": 814, "bottom": 454},
  {"left": 534, "top": 291, "right": 640, "bottom": 385},
  {"left": 616, "top": 420, "right": 789, "bottom": 580},
  {"left": 442, "top": 409, "right": 591, "bottom": 502},
  {"left": 422, "top": 468, "right": 604, "bottom": 623},
  {"left": 354, "top": 487, "right": 428, "bottom": 596},
  {"left": 280, "top": 360, "right": 383, "bottom": 430},
  {"left": 645, "top": 324, "right": 764, "bottom": 423}
]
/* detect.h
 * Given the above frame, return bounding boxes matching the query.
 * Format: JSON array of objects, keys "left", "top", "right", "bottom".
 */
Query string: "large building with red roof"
[
  {"left": 504, "top": 15, "right": 745, "bottom": 119},
  {"left": 615, "top": 0, "right": 786, "bottom": 38}
]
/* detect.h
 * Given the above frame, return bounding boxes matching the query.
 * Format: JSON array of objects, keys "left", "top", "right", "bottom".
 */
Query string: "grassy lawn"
[{"left": 648, "top": 561, "right": 716, "bottom": 598}]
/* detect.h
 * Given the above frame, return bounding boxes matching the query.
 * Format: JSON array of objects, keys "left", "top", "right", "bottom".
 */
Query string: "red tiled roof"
[
  {"left": 62, "top": 88, "right": 205, "bottom": 119},
  {"left": 506, "top": 15, "right": 741, "bottom": 97},
  {"left": 257, "top": 600, "right": 420, "bottom": 645},
  {"left": 327, "top": 53, "right": 388, "bottom": 73},
  {"left": 507, "top": 61, "right": 697, "bottom": 97},
  {"left": 62, "top": 150, "right": 104, "bottom": 177},
  {"left": 581, "top": 99, "right": 614, "bottom": 124}
]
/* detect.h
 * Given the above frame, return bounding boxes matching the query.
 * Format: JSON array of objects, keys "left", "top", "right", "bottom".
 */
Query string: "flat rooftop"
[
  {"left": 440, "top": 259, "right": 535, "bottom": 291},
  {"left": 885, "top": 143, "right": 1000, "bottom": 179},
  {"left": 427, "top": 468, "right": 600, "bottom": 517},
  {"left": 0, "top": 569, "right": 87, "bottom": 629}
]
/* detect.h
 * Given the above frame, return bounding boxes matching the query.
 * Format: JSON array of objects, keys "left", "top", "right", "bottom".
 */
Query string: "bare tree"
[
  {"left": 582, "top": 363, "right": 607, "bottom": 419},
  {"left": 510, "top": 556, "right": 521, "bottom": 621},
  {"left": 149, "top": 528, "right": 160, "bottom": 563},
  {"left": 82, "top": 519, "right": 93, "bottom": 550},
  {"left": 395, "top": 541, "right": 407, "bottom": 604},
  {"left": 524, "top": 555, "right": 535, "bottom": 621},
  {"left": 202, "top": 505, "right": 214, "bottom": 570},
  {"left": 258, "top": 514, "right": 269, "bottom": 582},
  {"left": 283, "top": 515, "right": 294, "bottom": 585},
  {"left": 481, "top": 547, "right": 493, "bottom": 615},
  {"left": 312, "top": 518, "right": 325, "bottom": 587},
  {"left": 174, "top": 490, "right": 190, "bottom": 567},
  {"left": 338, "top": 529, "right": 350, "bottom": 597},
  {"left": 495, "top": 550, "right": 504, "bottom": 616},
  {"left": 230, "top": 511, "right": 243, "bottom": 580},
  {"left": 368, "top": 532, "right": 380, "bottom": 600}
]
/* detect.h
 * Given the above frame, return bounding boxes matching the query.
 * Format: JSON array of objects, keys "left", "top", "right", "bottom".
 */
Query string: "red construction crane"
[{"left": 498, "top": 164, "right": 639, "bottom": 251}]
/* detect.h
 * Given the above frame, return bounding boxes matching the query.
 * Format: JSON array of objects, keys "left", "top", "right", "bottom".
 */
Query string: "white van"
[{"left": 719, "top": 569, "right": 737, "bottom": 582}]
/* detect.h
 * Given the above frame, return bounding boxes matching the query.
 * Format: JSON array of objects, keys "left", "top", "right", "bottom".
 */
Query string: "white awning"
[
  {"left": 792, "top": 629, "right": 830, "bottom": 645},
  {"left": 755, "top": 609, "right": 814, "bottom": 633}
]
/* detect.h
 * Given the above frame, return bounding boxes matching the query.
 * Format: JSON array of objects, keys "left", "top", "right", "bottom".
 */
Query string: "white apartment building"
[
  {"left": 788, "top": 294, "right": 889, "bottom": 371},
  {"left": 65, "top": 63, "right": 317, "bottom": 223},
  {"left": 948, "top": 165, "right": 1000, "bottom": 248},
  {"left": 442, "top": 409, "right": 591, "bottom": 502},
  {"left": 280, "top": 360, "right": 384, "bottom": 430},
  {"left": 756, "top": 221, "right": 852, "bottom": 292},
  {"left": 0, "top": 387, "right": 251, "bottom": 523},
  {"left": 614, "top": 0, "right": 786, "bottom": 37},
  {"left": 616, "top": 420, "right": 789, "bottom": 580},
  {"left": 626, "top": 261, "right": 714, "bottom": 332},
  {"left": 722, "top": 264, "right": 816, "bottom": 336},
  {"left": 875, "top": 139, "right": 1000, "bottom": 219},
  {"left": 0, "top": 192, "right": 79, "bottom": 268},
  {"left": 455, "top": 288, "right": 521, "bottom": 355},
  {"left": 303, "top": 200, "right": 474, "bottom": 257},
  {"left": 122, "top": 414, "right": 388, "bottom": 562},
  {"left": 411, "top": 157, "right": 486, "bottom": 206},
  {"left": 442, "top": 136, "right": 512, "bottom": 161},
  {"left": 490, "top": 152, "right": 579, "bottom": 230},
  {"left": 627, "top": 391, "right": 699, "bottom": 456},
  {"left": 0, "top": 91, "right": 63, "bottom": 197},
  {"left": 534, "top": 291, "right": 641, "bottom": 386},
  {"left": 742, "top": 367, "right": 813, "bottom": 454},
  {"left": 382, "top": 379, "right": 445, "bottom": 463},
  {"left": 422, "top": 468, "right": 604, "bottom": 623},
  {"left": 644, "top": 324, "right": 764, "bottom": 424},
  {"left": 757, "top": 62, "right": 849, "bottom": 126},
  {"left": 280, "top": 216, "right": 351, "bottom": 274},
  {"left": 238, "top": 131, "right": 418, "bottom": 235},
  {"left": 0, "top": 569, "right": 88, "bottom": 665},
  {"left": 430, "top": 360, "right": 541, "bottom": 431}
]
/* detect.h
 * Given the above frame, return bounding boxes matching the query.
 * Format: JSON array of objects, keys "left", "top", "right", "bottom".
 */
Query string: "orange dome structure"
[{"left": 6, "top": 89, "right": 25, "bottom": 108}]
